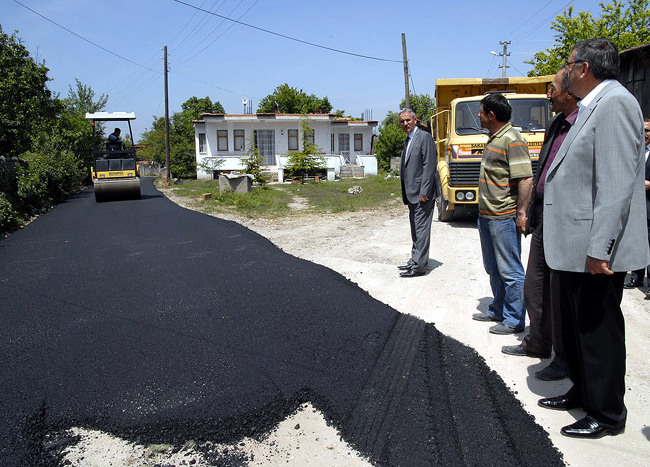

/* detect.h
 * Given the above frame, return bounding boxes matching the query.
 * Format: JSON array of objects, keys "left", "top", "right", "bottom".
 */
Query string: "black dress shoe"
[
  {"left": 397, "top": 265, "right": 411, "bottom": 270},
  {"left": 538, "top": 395, "right": 581, "bottom": 411},
  {"left": 561, "top": 416, "right": 624, "bottom": 439},
  {"left": 399, "top": 269, "right": 426, "bottom": 278}
]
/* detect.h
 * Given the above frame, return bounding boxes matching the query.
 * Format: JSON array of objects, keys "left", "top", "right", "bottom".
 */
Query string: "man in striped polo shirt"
[{"left": 472, "top": 93, "right": 533, "bottom": 335}]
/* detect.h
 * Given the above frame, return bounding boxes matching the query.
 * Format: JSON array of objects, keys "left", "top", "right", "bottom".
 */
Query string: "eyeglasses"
[{"left": 564, "top": 59, "right": 585, "bottom": 69}]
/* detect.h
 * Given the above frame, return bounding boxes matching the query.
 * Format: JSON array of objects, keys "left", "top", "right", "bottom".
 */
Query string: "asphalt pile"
[{"left": 0, "top": 178, "right": 562, "bottom": 466}]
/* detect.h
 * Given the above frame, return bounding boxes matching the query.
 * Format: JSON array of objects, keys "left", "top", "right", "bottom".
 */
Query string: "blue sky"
[{"left": 5, "top": 0, "right": 602, "bottom": 140}]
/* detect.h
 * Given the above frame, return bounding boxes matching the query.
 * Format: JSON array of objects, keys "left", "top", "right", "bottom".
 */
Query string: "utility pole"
[
  {"left": 164, "top": 45, "right": 171, "bottom": 185},
  {"left": 492, "top": 41, "right": 511, "bottom": 78},
  {"left": 402, "top": 34, "right": 410, "bottom": 109}
]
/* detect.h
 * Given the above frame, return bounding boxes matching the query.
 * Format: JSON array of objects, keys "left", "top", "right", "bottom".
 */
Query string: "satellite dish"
[{"left": 242, "top": 98, "right": 248, "bottom": 105}]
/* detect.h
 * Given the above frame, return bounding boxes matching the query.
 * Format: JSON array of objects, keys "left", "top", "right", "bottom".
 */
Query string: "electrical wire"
[
  {"left": 511, "top": 0, "right": 575, "bottom": 45},
  {"left": 172, "top": 0, "right": 402, "bottom": 63},
  {"left": 12, "top": 0, "right": 160, "bottom": 74},
  {"left": 175, "top": 0, "right": 261, "bottom": 66},
  {"left": 173, "top": 0, "right": 225, "bottom": 53},
  {"left": 508, "top": 0, "right": 556, "bottom": 37}
]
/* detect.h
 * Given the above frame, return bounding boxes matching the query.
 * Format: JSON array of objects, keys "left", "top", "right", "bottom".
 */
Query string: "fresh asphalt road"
[{"left": 0, "top": 178, "right": 563, "bottom": 466}]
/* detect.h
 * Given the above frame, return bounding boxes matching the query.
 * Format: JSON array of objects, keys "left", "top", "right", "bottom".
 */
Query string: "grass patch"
[
  {"left": 282, "top": 175, "right": 402, "bottom": 213},
  {"left": 160, "top": 173, "right": 402, "bottom": 218}
]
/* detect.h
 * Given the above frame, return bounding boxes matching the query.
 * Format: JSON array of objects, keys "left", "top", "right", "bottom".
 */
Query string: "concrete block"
[{"left": 219, "top": 174, "right": 253, "bottom": 193}]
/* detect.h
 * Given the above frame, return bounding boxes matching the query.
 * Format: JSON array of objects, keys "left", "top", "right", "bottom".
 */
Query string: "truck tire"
[
  {"left": 435, "top": 172, "right": 454, "bottom": 222},
  {"left": 436, "top": 194, "right": 454, "bottom": 222}
]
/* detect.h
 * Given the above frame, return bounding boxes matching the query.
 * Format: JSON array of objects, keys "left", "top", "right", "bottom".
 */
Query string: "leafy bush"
[
  {"left": 16, "top": 149, "right": 86, "bottom": 212},
  {"left": 0, "top": 192, "right": 22, "bottom": 233}
]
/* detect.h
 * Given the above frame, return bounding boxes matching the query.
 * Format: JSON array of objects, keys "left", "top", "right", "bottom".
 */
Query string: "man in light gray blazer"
[
  {"left": 398, "top": 109, "right": 438, "bottom": 277},
  {"left": 538, "top": 38, "right": 649, "bottom": 439}
]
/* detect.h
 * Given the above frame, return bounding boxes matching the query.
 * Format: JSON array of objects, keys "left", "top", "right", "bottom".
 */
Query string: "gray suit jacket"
[
  {"left": 543, "top": 81, "right": 650, "bottom": 272},
  {"left": 400, "top": 127, "right": 438, "bottom": 205}
]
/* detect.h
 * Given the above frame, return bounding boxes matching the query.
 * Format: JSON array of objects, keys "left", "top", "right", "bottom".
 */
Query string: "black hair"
[{"left": 481, "top": 93, "right": 512, "bottom": 122}]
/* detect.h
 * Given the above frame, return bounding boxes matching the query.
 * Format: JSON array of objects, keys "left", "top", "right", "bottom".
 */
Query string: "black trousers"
[
  {"left": 522, "top": 222, "right": 565, "bottom": 364},
  {"left": 556, "top": 270, "right": 627, "bottom": 428}
]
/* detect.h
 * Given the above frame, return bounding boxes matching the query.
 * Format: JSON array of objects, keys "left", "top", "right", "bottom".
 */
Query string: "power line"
[
  {"left": 173, "top": 0, "right": 225, "bottom": 53},
  {"left": 175, "top": 0, "right": 261, "bottom": 66},
  {"left": 507, "top": 0, "right": 555, "bottom": 37},
  {"left": 172, "top": 0, "right": 402, "bottom": 63},
  {"left": 12, "top": 0, "right": 160, "bottom": 74},
  {"left": 511, "top": 0, "right": 575, "bottom": 45}
]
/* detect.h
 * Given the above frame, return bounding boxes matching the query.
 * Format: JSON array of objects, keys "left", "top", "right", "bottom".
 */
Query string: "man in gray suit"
[
  {"left": 538, "top": 38, "right": 649, "bottom": 439},
  {"left": 397, "top": 109, "right": 437, "bottom": 277}
]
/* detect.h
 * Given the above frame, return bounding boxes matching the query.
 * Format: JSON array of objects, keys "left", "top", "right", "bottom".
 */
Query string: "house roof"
[
  {"left": 193, "top": 113, "right": 377, "bottom": 126},
  {"left": 620, "top": 42, "right": 650, "bottom": 56}
]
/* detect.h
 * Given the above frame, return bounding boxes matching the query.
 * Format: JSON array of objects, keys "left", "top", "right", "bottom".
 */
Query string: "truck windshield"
[{"left": 455, "top": 98, "right": 552, "bottom": 135}]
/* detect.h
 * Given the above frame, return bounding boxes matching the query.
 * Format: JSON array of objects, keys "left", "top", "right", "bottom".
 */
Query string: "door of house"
[
  {"left": 338, "top": 133, "right": 351, "bottom": 163},
  {"left": 255, "top": 130, "right": 276, "bottom": 165}
]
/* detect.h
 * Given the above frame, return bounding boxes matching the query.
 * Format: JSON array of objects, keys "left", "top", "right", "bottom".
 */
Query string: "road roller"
[{"left": 85, "top": 111, "right": 141, "bottom": 202}]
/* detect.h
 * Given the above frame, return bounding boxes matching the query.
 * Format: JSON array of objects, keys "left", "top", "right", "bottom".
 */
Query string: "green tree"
[
  {"left": 374, "top": 112, "right": 403, "bottom": 172},
  {"left": 239, "top": 134, "right": 268, "bottom": 186},
  {"left": 181, "top": 96, "right": 225, "bottom": 120},
  {"left": 257, "top": 84, "right": 334, "bottom": 114},
  {"left": 138, "top": 96, "right": 225, "bottom": 178},
  {"left": 54, "top": 79, "right": 108, "bottom": 169},
  {"left": 402, "top": 94, "right": 436, "bottom": 123},
  {"left": 527, "top": 0, "right": 650, "bottom": 76},
  {"left": 284, "top": 119, "right": 325, "bottom": 182},
  {"left": 0, "top": 25, "right": 58, "bottom": 158},
  {"left": 374, "top": 93, "right": 436, "bottom": 171}
]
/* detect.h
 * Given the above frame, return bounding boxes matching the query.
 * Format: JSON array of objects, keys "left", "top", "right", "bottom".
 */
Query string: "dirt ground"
[{"left": 62, "top": 189, "right": 650, "bottom": 466}]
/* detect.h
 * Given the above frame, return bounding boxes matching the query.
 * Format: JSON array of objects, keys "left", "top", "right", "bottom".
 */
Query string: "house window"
[
  {"left": 234, "top": 129, "right": 245, "bottom": 151},
  {"left": 354, "top": 133, "right": 363, "bottom": 152},
  {"left": 217, "top": 130, "right": 228, "bottom": 151},
  {"left": 198, "top": 133, "right": 206, "bottom": 154},
  {"left": 288, "top": 129, "right": 299, "bottom": 151},
  {"left": 331, "top": 134, "right": 334, "bottom": 153},
  {"left": 303, "top": 129, "right": 315, "bottom": 147}
]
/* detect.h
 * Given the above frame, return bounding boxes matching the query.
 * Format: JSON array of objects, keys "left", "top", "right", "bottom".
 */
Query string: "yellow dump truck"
[{"left": 432, "top": 76, "right": 553, "bottom": 221}]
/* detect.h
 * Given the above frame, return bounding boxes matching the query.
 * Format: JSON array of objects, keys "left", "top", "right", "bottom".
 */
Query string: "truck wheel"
[{"left": 436, "top": 194, "right": 454, "bottom": 222}]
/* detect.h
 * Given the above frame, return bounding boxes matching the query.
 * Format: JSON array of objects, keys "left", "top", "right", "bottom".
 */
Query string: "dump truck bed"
[{"left": 435, "top": 76, "right": 554, "bottom": 109}]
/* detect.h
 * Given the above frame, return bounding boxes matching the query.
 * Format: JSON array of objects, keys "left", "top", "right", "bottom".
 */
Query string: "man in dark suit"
[
  {"left": 624, "top": 116, "right": 650, "bottom": 289},
  {"left": 501, "top": 69, "right": 577, "bottom": 382},
  {"left": 539, "top": 38, "right": 649, "bottom": 439},
  {"left": 397, "top": 109, "right": 437, "bottom": 277}
]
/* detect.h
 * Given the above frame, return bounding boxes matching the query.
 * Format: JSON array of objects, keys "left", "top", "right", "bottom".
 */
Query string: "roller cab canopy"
[{"left": 85, "top": 111, "right": 136, "bottom": 121}]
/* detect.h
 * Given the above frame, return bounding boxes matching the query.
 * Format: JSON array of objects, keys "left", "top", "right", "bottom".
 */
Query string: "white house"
[{"left": 193, "top": 113, "right": 378, "bottom": 181}]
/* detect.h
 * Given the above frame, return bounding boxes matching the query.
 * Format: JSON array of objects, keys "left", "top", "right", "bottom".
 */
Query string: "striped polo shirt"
[{"left": 478, "top": 122, "right": 532, "bottom": 219}]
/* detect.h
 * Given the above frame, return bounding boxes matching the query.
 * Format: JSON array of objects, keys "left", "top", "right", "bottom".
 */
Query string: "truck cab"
[{"left": 432, "top": 76, "right": 553, "bottom": 221}]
